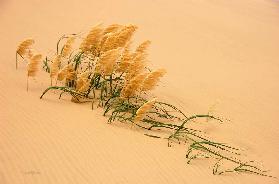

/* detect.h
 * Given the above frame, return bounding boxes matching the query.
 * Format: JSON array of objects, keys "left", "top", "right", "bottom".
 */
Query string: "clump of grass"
[{"left": 16, "top": 24, "right": 273, "bottom": 177}]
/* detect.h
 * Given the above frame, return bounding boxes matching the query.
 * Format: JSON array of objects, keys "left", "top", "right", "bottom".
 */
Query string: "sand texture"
[{"left": 1, "top": 0, "right": 279, "bottom": 183}]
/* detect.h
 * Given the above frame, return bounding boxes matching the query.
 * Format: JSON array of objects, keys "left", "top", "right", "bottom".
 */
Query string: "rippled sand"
[{"left": 1, "top": 0, "right": 279, "bottom": 183}]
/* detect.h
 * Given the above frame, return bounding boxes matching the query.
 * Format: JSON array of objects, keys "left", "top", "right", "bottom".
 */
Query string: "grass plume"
[
  {"left": 50, "top": 54, "right": 62, "bottom": 85},
  {"left": 16, "top": 38, "right": 35, "bottom": 69},
  {"left": 135, "top": 98, "right": 157, "bottom": 122},
  {"left": 27, "top": 53, "right": 42, "bottom": 91}
]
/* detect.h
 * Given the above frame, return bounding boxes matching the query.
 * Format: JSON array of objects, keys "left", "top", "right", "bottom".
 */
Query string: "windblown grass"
[
  {"left": 16, "top": 38, "right": 34, "bottom": 69},
  {"left": 16, "top": 23, "right": 273, "bottom": 177}
]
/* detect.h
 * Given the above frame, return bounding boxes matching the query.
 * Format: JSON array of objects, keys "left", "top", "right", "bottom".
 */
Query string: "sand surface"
[{"left": 1, "top": 0, "right": 279, "bottom": 183}]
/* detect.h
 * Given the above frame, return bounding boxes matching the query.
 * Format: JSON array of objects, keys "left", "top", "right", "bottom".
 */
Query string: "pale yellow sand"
[{"left": 1, "top": 0, "right": 279, "bottom": 183}]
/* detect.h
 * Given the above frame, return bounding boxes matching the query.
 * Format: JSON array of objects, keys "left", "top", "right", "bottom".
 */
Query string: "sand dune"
[{"left": 1, "top": 0, "right": 279, "bottom": 183}]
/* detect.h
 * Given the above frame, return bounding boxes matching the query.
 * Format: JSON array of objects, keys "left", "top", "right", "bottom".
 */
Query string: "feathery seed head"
[
  {"left": 80, "top": 24, "right": 104, "bottom": 53},
  {"left": 27, "top": 49, "right": 34, "bottom": 59},
  {"left": 120, "top": 73, "right": 147, "bottom": 98},
  {"left": 27, "top": 53, "right": 42, "bottom": 77},
  {"left": 135, "top": 40, "right": 151, "bottom": 54},
  {"left": 101, "top": 24, "right": 137, "bottom": 52},
  {"left": 114, "top": 24, "right": 137, "bottom": 47},
  {"left": 79, "top": 71, "right": 91, "bottom": 79},
  {"left": 75, "top": 71, "right": 91, "bottom": 89},
  {"left": 97, "top": 48, "right": 121, "bottom": 75},
  {"left": 65, "top": 64, "right": 76, "bottom": 80},
  {"left": 131, "top": 40, "right": 151, "bottom": 62},
  {"left": 78, "top": 79, "right": 90, "bottom": 92},
  {"left": 125, "top": 54, "right": 146, "bottom": 80},
  {"left": 141, "top": 69, "right": 166, "bottom": 91},
  {"left": 61, "top": 36, "right": 75, "bottom": 57},
  {"left": 100, "top": 32, "right": 119, "bottom": 52},
  {"left": 134, "top": 98, "right": 157, "bottom": 122},
  {"left": 17, "top": 38, "right": 35, "bottom": 56},
  {"left": 57, "top": 63, "right": 76, "bottom": 81},
  {"left": 124, "top": 40, "right": 151, "bottom": 79},
  {"left": 57, "top": 64, "right": 68, "bottom": 81},
  {"left": 103, "top": 24, "right": 123, "bottom": 34},
  {"left": 117, "top": 43, "right": 132, "bottom": 73},
  {"left": 50, "top": 54, "right": 62, "bottom": 79}
]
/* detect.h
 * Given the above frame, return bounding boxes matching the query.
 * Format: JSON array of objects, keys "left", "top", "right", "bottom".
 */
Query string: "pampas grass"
[
  {"left": 96, "top": 48, "right": 121, "bottom": 75},
  {"left": 16, "top": 23, "right": 273, "bottom": 177},
  {"left": 103, "top": 24, "right": 123, "bottom": 35},
  {"left": 80, "top": 24, "right": 103, "bottom": 53},
  {"left": 135, "top": 98, "right": 157, "bottom": 122},
  {"left": 27, "top": 53, "right": 42, "bottom": 77},
  {"left": 120, "top": 73, "right": 147, "bottom": 98},
  {"left": 101, "top": 25, "right": 137, "bottom": 52},
  {"left": 141, "top": 69, "right": 166, "bottom": 91},
  {"left": 50, "top": 54, "right": 62, "bottom": 85},
  {"left": 76, "top": 71, "right": 91, "bottom": 92},
  {"left": 57, "top": 65, "right": 68, "bottom": 81},
  {"left": 117, "top": 44, "right": 132, "bottom": 73},
  {"left": 134, "top": 40, "right": 151, "bottom": 58},
  {"left": 61, "top": 36, "right": 75, "bottom": 57},
  {"left": 26, "top": 53, "right": 42, "bottom": 91},
  {"left": 124, "top": 41, "right": 150, "bottom": 80},
  {"left": 16, "top": 38, "right": 35, "bottom": 69}
]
